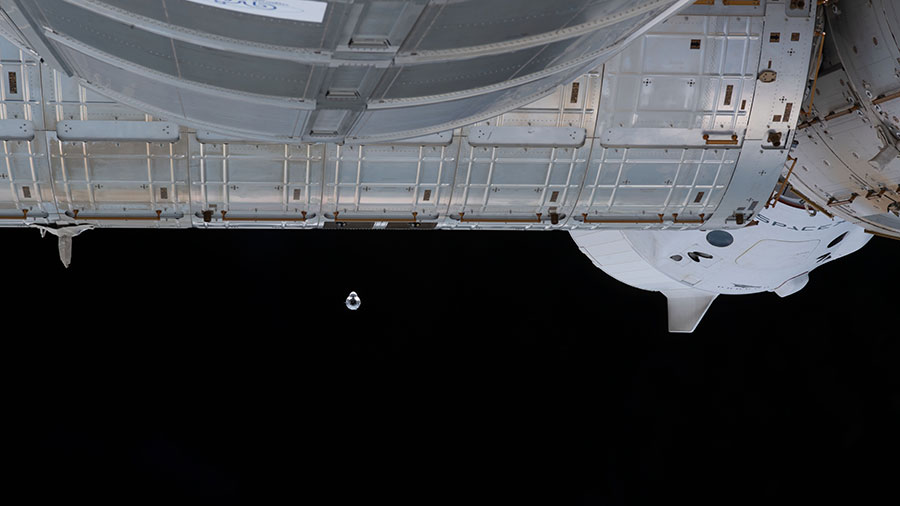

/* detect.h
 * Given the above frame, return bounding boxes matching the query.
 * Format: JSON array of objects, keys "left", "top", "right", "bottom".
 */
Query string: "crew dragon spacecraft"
[{"left": 0, "top": 0, "right": 896, "bottom": 331}]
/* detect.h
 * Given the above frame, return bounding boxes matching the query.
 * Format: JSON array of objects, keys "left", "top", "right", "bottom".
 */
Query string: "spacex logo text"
[{"left": 755, "top": 213, "right": 845, "bottom": 231}]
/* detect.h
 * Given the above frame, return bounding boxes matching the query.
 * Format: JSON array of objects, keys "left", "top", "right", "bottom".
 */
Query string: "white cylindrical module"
[
  {"left": 0, "top": 0, "right": 823, "bottom": 231},
  {"left": 1, "top": 0, "right": 692, "bottom": 143}
]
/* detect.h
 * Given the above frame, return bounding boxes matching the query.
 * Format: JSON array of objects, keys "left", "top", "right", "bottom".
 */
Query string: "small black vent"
[
  {"left": 827, "top": 232, "right": 847, "bottom": 248},
  {"left": 687, "top": 251, "right": 713, "bottom": 262}
]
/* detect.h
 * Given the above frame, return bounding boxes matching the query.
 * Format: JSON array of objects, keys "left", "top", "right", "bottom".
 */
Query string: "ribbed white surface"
[
  {"left": 570, "top": 229, "right": 719, "bottom": 332},
  {"left": 570, "top": 230, "right": 686, "bottom": 293}
]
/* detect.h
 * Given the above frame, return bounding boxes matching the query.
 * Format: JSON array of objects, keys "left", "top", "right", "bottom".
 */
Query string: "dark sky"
[{"left": 4, "top": 227, "right": 898, "bottom": 505}]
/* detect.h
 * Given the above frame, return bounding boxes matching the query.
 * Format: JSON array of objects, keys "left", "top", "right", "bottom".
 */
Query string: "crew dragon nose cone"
[{"left": 345, "top": 292, "right": 361, "bottom": 311}]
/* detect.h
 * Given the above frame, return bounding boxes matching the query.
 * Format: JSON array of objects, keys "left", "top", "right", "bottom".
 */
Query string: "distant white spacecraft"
[{"left": 345, "top": 292, "right": 361, "bottom": 311}]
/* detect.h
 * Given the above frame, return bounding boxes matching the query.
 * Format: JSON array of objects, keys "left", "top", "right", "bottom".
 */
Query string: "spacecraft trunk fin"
[{"left": 661, "top": 289, "right": 718, "bottom": 334}]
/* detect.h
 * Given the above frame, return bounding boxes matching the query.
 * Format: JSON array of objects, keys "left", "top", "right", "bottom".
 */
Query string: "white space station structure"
[{"left": 0, "top": 0, "right": 896, "bottom": 331}]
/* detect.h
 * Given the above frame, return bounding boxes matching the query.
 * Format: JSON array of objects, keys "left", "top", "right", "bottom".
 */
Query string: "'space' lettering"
[{"left": 755, "top": 212, "right": 845, "bottom": 231}]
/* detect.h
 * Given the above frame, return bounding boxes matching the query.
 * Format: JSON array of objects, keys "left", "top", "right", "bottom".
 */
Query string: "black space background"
[{"left": 3, "top": 227, "right": 898, "bottom": 505}]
